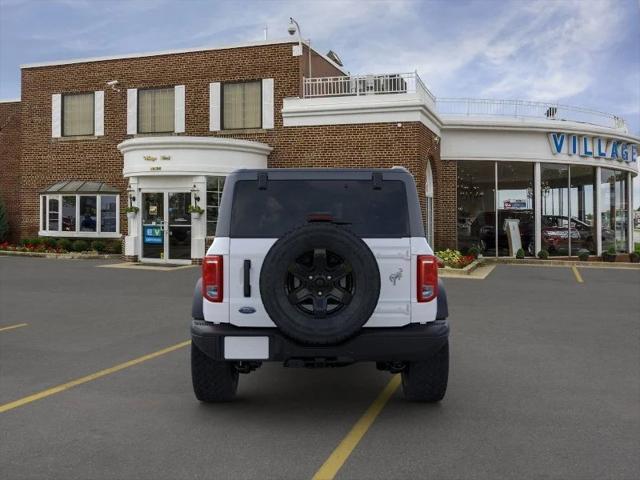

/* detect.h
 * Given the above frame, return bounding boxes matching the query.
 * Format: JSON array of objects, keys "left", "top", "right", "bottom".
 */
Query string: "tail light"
[
  {"left": 417, "top": 255, "right": 438, "bottom": 302},
  {"left": 202, "top": 255, "right": 223, "bottom": 302}
]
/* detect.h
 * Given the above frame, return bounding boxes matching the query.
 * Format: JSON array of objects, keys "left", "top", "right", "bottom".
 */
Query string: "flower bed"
[
  {"left": 435, "top": 249, "right": 476, "bottom": 269},
  {"left": 0, "top": 237, "right": 122, "bottom": 255}
]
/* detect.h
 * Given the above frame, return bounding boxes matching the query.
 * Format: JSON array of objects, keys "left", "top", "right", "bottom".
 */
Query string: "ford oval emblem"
[{"left": 239, "top": 306, "right": 256, "bottom": 314}]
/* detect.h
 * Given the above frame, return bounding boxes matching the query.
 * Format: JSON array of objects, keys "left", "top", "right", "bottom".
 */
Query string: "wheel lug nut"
[
  {"left": 318, "top": 291, "right": 322, "bottom": 295},
  {"left": 308, "top": 276, "right": 313, "bottom": 280},
  {"left": 327, "top": 275, "right": 332, "bottom": 280}
]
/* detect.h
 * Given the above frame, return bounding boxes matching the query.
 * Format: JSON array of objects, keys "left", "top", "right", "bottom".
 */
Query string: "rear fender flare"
[{"left": 192, "top": 278, "right": 204, "bottom": 320}]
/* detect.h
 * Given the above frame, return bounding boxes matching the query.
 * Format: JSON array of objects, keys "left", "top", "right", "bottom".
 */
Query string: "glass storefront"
[
  {"left": 600, "top": 169, "right": 629, "bottom": 253},
  {"left": 457, "top": 161, "right": 496, "bottom": 255},
  {"left": 457, "top": 161, "right": 630, "bottom": 257},
  {"left": 497, "top": 162, "right": 534, "bottom": 256}
]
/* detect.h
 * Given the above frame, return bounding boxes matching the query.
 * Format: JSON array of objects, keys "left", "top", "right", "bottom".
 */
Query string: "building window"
[
  {"left": 457, "top": 161, "right": 496, "bottom": 255},
  {"left": 425, "top": 161, "right": 434, "bottom": 246},
  {"left": 206, "top": 176, "right": 226, "bottom": 236},
  {"left": 62, "top": 92, "right": 94, "bottom": 136},
  {"left": 601, "top": 168, "right": 629, "bottom": 253},
  {"left": 222, "top": 81, "right": 261, "bottom": 129},
  {"left": 40, "top": 192, "right": 120, "bottom": 237},
  {"left": 138, "top": 87, "right": 175, "bottom": 133}
]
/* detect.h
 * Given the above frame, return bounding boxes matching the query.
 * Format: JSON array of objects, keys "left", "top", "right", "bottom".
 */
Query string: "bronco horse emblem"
[{"left": 389, "top": 268, "right": 403, "bottom": 286}]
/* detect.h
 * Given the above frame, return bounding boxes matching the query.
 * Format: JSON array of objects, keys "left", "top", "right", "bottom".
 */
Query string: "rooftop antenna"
[{"left": 263, "top": 24, "right": 268, "bottom": 41}]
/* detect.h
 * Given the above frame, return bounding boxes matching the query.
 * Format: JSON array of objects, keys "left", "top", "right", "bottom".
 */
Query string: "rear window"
[{"left": 230, "top": 179, "right": 410, "bottom": 238}]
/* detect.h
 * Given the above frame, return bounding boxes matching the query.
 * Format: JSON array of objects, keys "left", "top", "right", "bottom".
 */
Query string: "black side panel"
[
  {"left": 192, "top": 278, "right": 204, "bottom": 320},
  {"left": 436, "top": 279, "right": 448, "bottom": 320}
]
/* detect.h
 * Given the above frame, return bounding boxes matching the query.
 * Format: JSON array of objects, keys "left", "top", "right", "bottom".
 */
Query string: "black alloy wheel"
[{"left": 285, "top": 248, "right": 355, "bottom": 318}]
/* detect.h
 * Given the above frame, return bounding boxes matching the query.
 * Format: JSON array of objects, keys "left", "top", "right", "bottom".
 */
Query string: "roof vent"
[{"left": 326, "top": 50, "right": 343, "bottom": 67}]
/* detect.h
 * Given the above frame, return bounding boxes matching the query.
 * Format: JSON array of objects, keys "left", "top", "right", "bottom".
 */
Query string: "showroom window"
[
  {"left": 569, "top": 166, "right": 596, "bottom": 255},
  {"left": 497, "top": 162, "right": 535, "bottom": 256},
  {"left": 138, "top": 87, "right": 175, "bottom": 133},
  {"left": 600, "top": 168, "right": 629, "bottom": 253},
  {"left": 457, "top": 161, "right": 496, "bottom": 255},
  {"left": 62, "top": 92, "right": 94, "bottom": 136},
  {"left": 222, "top": 81, "right": 261, "bottom": 129},
  {"left": 40, "top": 181, "right": 120, "bottom": 237},
  {"left": 206, "top": 176, "right": 226, "bottom": 236}
]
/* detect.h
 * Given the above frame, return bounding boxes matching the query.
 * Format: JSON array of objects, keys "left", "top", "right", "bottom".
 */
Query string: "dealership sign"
[{"left": 548, "top": 133, "right": 638, "bottom": 163}]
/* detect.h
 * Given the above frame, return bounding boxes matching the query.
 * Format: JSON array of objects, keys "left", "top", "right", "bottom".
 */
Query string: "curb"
[
  {"left": 440, "top": 259, "right": 484, "bottom": 276},
  {"left": 484, "top": 257, "right": 640, "bottom": 269},
  {"left": 0, "top": 250, "right": 121, "bottom": 260}
]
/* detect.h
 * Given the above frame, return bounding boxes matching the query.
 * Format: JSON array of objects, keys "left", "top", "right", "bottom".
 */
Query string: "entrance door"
[{"left": 141, "top": 192, "right": 191, "bottom": 263}]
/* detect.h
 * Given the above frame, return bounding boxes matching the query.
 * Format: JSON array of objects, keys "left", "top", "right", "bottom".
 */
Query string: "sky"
[{"left": 1, "top": 0, "right": 639, "bottom": 204}]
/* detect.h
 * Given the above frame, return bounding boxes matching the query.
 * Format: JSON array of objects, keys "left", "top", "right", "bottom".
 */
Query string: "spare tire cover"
[{"left": 259, "top": 223, "right": 380, "bottom": 345}]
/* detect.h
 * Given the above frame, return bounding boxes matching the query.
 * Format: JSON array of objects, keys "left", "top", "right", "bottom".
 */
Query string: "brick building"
[{"left": 0, "top": 38, "right": 638, "bottom": 262}]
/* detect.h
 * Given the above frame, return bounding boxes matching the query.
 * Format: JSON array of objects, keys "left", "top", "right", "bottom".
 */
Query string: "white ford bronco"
[{"left": 191, "top": 168, "right": 449, "bottom": 402}]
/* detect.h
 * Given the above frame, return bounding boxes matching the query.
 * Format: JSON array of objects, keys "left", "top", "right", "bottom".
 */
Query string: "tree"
[{"left": 0, "top": 196, "right": 9, "bottom": 242}]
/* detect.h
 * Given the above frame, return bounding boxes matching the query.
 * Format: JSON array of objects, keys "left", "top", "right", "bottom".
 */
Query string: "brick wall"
[
  {"left": 0, "top": 101, "right": 21, "bottom": 242},
  {"left": 15, "top": 41, "right": 451, "bottom": 249}
]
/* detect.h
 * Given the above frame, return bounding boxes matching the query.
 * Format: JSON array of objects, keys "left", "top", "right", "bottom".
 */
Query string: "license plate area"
[{"left": 223, "top": 336, "right": 269, "bottom": 360}]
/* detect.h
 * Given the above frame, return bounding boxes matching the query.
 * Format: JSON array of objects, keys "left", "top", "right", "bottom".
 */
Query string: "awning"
[{"left": 41, "top": 180, "right": 120, "bottom": 194}]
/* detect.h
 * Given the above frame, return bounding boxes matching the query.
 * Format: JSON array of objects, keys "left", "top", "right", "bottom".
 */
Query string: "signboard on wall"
[
  {"left": 548, "top": 132, "right": 638, "bottom": 163},
  {"left": 504, "top": 199, "right": 527, "bottom": 209},
  {"left": 143, "top": 226, "right": 163, "bottom": 245}
]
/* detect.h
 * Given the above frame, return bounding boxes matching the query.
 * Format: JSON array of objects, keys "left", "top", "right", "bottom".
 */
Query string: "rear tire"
[
  {"left": 401, "top": 340, "right": 449, "bottom": 402},
  {"left": 191, "top": 342, "right": 239, "bottom": 402}
]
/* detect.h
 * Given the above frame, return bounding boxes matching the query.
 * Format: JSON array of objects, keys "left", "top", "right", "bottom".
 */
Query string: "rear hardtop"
[{"left": 215, "top": 168, "right": 425, "bottom": 239}]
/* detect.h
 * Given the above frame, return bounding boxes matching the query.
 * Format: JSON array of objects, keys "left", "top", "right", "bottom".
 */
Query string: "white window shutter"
[
  {"left": 127, "top": 88, "right": 137, "bottom": 135},
  {"left": 262, "top": 78, "right": 274, "bottom": 129},
  {"left": 94, "top": 91, "right": 104, "bottom": 136},
  {"left": 51, "top": 94, "right": 61, "bottom": 138},
  {"left": 174, "top": 85, "right": 185, "bottom": 133},
  {"left": 209, "top": 82, "right": 221, "bottom": 131}
]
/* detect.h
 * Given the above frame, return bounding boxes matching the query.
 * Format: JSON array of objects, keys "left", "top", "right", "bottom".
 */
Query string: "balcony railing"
[
  {"left": 302, "top": 74, "right": 627, "bottom": 131},
  {"left": 303, "top": 72, "right": 436, "bottom": 102},
  {"left": 436, "top": 98, "right": 627, "bottom": 131}
]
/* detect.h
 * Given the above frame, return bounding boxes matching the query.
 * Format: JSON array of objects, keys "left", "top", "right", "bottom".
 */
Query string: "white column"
[
  {"left": 191, "top": 175, "right": 207, "bottom": 260},
  {"left": 124, "top": 177, "right": 140, "bottom": 259},
  {"left": 595, "top": 167, "right": 602, "bottom": 256},
  {"left": 628, "top": 171, "right": 634, "bottom": 253},
  {"left": 534, "top": 162, "right": 541, "bottom": 256}
]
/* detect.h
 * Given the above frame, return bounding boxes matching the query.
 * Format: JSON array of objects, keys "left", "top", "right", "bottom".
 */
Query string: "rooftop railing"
[
  {"left": 302, "top": 73, "right": 626, "bottom": 131},
  {"left": 303, "top": 72, "right": 436, "bottom": 103},
  {"left": 436, "top": 98, "right": 627, "bottom": 130}
]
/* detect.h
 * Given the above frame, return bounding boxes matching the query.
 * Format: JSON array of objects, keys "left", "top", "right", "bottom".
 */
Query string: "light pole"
[{"left": 288, "top": 17, "right": 311, "bottom": 79}]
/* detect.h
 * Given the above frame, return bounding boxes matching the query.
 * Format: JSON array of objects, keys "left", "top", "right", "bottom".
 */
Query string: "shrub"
[
  {"left": 577, "top": 249, "right": 590, "bottom": 261},
  {"left": 602, "top": 245, "right": 617, "bottom": 262},
  {"left": 58, "top": 238, "right": 72, "bottom": 252},
  {"left": 41, "top": 237, "right": 58, "bottom": 249},
  {"left": 630, "top": 252, "right": 640, "bottom": 263},
  {"left": 106, "top": 240, "right": 122, "bottom": 254},
  {"left": 537, "top": 249, "right": 549, "bottom": 260},
  {"left": 515, "top": 248, "right": 525, "bottom": 259},
  {"left": 468, "top": 246, "right": 480, "bottom": 259},
  {"left": 0, "top": 196, "right": 9, "bottom": 242},
  {"left": 91, "top": 240, "right": 106, "bottom": 253},
  {"left": 71, "top": 239, "right": 89, "bottom": 252}
]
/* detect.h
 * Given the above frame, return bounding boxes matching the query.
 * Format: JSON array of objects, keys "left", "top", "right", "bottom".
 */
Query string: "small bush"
[
  {"left": 106, "top": 240, "right": 122, "bottom": 254},
  {"left": 41, "top": 237, "right": 58, "bottom": 249},
  {"left": 577, "top": 249, "right": 590, "bottom": 261},
  {"left": 630, "top": 252, "right": 640, "bottom": 263},
  {"left": 468, "top": 246, "right": 480, "bottom": 259},
  {"left": 515, "top": 248, "right": 525, "bottom": 259},
  {"left": 71, "top": 239, "right": 89, "bottom": 252},
  {"left": 537, "top": 249, "right": 549, "bottom": 260},
  {"left": 58, "top": 238, "right": 72, "bottom": 252},
  {"left": 91, "top": 240, "right": 106, "bottom": 253}
]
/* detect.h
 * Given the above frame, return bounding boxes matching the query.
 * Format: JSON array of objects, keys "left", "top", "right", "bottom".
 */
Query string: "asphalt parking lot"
[{"left": 1, "top": 257, "right": 639, "bottom": 480}]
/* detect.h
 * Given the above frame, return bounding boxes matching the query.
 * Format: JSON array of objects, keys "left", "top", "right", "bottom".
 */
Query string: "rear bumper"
[{"left": 191, "top": 320, "right": 449, "bottom": 363}]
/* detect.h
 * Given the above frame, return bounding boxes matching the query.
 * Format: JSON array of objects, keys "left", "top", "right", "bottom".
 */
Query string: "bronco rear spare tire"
[{"left": 260, "top": 223, "right": 380, "bottom": 345}]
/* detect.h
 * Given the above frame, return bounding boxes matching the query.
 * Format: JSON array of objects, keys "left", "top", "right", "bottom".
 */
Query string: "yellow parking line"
[
  {"left": 312, "top": 374, "right": 401, "bottom": 480},
  {"left": 0, "top": 323, "right": 28, "bottom": 333},
  {"left": 0, "top": 340, "right": 190, "bottom": 414},
  {"left": 571, "top": 265, "right": 584, "bottom": 283}
]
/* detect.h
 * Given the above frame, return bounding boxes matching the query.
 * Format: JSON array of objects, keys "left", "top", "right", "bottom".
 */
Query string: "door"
[{"left": 141, "top": 192, "right": 191, "bottom": 263}]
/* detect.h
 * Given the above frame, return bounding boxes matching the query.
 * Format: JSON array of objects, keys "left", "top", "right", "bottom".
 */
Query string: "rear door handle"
[{"left": 243, "top": 259, "right": 251, "bottom": 297}]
